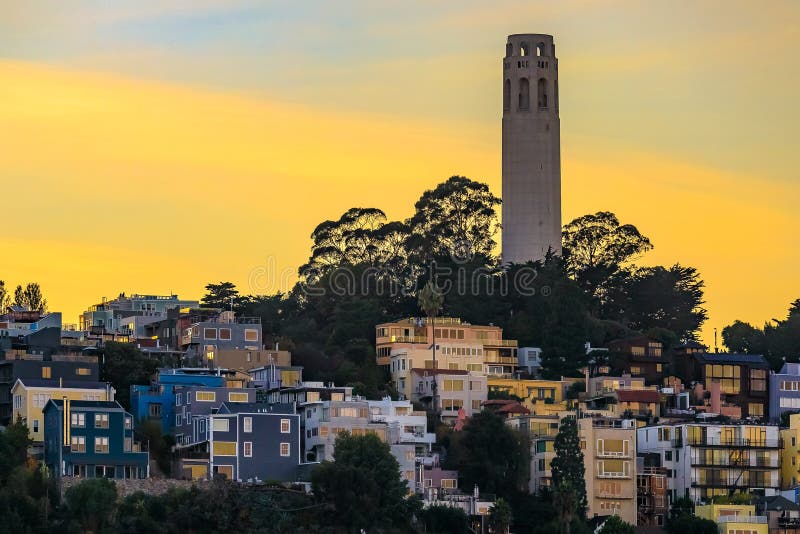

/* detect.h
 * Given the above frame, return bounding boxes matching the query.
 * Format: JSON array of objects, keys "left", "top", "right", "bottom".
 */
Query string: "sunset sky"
[{"left": 1, "top": 0, "right": 798, "bottom": 345}]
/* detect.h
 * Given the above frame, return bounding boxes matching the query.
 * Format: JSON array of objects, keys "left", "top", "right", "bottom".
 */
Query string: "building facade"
[
  {"left": 410, "top": 369, "right": 487, "bottom": 423},
  {"left": 771, "top": 363, "right": 800, "bottom": 421}
]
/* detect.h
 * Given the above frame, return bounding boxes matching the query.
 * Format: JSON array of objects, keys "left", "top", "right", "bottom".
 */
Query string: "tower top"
[{"left": 505, "top": 34, "right": 556, "bottom": 59}]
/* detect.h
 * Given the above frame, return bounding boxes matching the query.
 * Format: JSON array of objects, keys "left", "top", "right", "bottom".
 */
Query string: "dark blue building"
[{"left": 43, "top": 399, "right": 149, "bottom": 479}]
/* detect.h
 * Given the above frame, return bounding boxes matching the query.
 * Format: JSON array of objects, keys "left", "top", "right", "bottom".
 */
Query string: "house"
[
  {"left": 42, "top": 399, "right": 148, "bottom": 479},
  {"left": 771, "top": 363, "right": 800, "bottom": 421},
  {"left": 607, "top": 336, "right": 668, "bottom": 384},
  {"left": 410, "top": 369, "right": 487, "bottom": 423},
  {"left": 376, "top": 317, "right": 517, "bottom": 399},
  {"left": 172, "top": 385, "right": 257, "bottom": 447},
  {"left": 755, "top": 495, "right": 800, "bottom": 534},
  {"left": 506, "top": 414, "right": 560, "bottom": 493},
  {"left": 614, "top": 388, "right": 661, "bottom": 419},
  {"left": 415, "top": 455, "right": 459, "bottom": 496},
  {"left": 636, "top": 463, "right": 668, "bottom": 528},
  {"left": 579, "top": 417, "right": 638, "bottom": 526},
  {"left": 638, "top": 422, "right": 780, "bottom": 503},
  {"left": 180, "top": 311, "right": 262, "bottom": 365},
  {"left": 248, "top": 363, "right": 303, "bottom": 390},
  {"left": 486, "top": 377, "right": 568, "bottom": 415},
  {"left": 517, "top": 347, "right": 543, "bottom": 377},
  {"left": 684, "top": 352, "right": 770, "bottom": 418},
  {"left": 695, "top": 504, "right": 768, "bottom": 534},
  {"left": 12, "top": 378, "right": 113, "bottom": 445},
  {"left": 0, "top": 352, "right": 100, "bottom": 425},
  {"left": 79, "top": 293, "right": 198, "bottom": 339}
]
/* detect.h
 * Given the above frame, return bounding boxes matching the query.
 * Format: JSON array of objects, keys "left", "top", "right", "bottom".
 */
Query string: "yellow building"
[
  {"left": 781, "top": 413, "right": 800, "bottom": 489},
  {"left": 695, "top": 504, "right": 768, "bottom": 534},
  {"left": 487, "top": 378, "right": 568, "bottom": 415},
  {"left": 11, "top": 378, "right": 114, "bottom": 443}
]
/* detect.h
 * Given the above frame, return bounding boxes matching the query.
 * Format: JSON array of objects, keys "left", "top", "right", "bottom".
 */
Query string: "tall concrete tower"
[{"left": 501, "top": 34, "right": 562, "bottom": 263}]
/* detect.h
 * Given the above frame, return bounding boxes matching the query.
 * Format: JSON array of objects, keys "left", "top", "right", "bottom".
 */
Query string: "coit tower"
[{"left": 501, "top": 34, "right": 562, "bottom": 263}]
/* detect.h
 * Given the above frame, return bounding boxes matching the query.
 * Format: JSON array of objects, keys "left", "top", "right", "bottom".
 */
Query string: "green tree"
[
  {"left": 551, "top": 483, "right": 579, "bottom": 534},
  {"left": 418, "top": 280, "right": 444, "bottom": 414},
  {"left": 549, "top": 416, "right": 586, "bottom": 518},
  {"left": 448, "top": 411, "right": 529, "bottom": 498},
  {"left": 406, "top": 175, "right": 501, "bottom": 262},
  {"left": 598, "top": 515, "right": 635, "bottom": 534},
  {"left": 12, "top": 282, "right": 48, "bottom": 312},
  {"left": 489, "top": 498, "right": 513, "bottom": 533},
  {"left": 0, "top": 280, "right": 10, "bottom": 311},
  {"left": 562, "top": 211, "right": 652, "bottom": 303},
  {"left": 419, "top": 505, "right": 470, "bottom": 534},
  {"left": 63, "top": 478, "right": 118, "bottom": 534},
  {"left": 200, "top": 282, "right": 242, "bottom": 310},
  {"left": 311, "top": 432, "right": 411, "bottom": 532},
  {"left": 722, "top": 320, "right": 765, "bottom": 353},
  {"left": 102, "top": 342, "right": 158, "bottom": 410}
]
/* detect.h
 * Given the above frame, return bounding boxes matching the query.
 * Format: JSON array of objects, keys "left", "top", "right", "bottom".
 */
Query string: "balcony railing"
[
  {"left": 596, "top": 471, "right": 631, "bottom": 479},
  {"left": 595, "top": 489, "right": 634, "bottom": 499},
  {"left": 717, "top": 516, "right": 767, "bottom": 524},
  {"left": 383, "top": 336, "right": 428, "bottom": 344},
  {"left": 596, "top": 449, "right": 630, "bottom": 459},
  {"left": 483, "top": 339, "right": 518, "bottom": 347},
  {"left": 687, "top": 437, "right": 779, "bottom": 448}
]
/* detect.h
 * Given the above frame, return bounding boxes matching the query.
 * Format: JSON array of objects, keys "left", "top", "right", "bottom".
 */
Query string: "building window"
[
  {"left": 13, "top": 395, "right": 21, "bottom": 410},
  {"left": 33, "top": 393, "right": 51, "bottom": 408},
  {"left": 244, "top": 442, "right": 252, "bottom": 457},
  {"left": 518, "top": 78, "right": 530, "bottom": 110},
  {"left": 124, "top": 437, "right": 132, "bottom": 452},
  {"left": 71, "top": 436, "right": 86, "bottom": 453},
  {"left": 442, "top": 479, "right": 457, "bottom": 489},
  {"left": 443, "top": 380, "right": 464, "bottom": 392},
  {"left": 125, "top": 417, "right": 132, "bottom": 430},
  {"left": 751, "top": 369, "right": 767, "bottom": 392},
  {"left": 214, "top": 441, "right": 236, "bottom": 456},
  {"left": 212, "top": 418, "right": 229, "bottom": 432},
  {"left": 176, "top": 393, "right": 182, "bottom": 406},
  {"left": 228, "top": 392, "right": 248, "bottom": 403},
  {"left": 704, "top": 364, "right": 741, "bottom": 394},
  {"left": 748, "top": 403, "right": 764, "bottom": 416},
  {"left": 95, "top": 413, "right": 109, "bottom": 429},
  {"left": 71, "top": 413, "right": 85, "bottom": 427},
  {"left": 280, "top": 442, "right": 290, "bottom": 457},
  {"left": 537, "top": 77, "right": 548, "bottom": 108},
  {"left": 244, "top": 329, "right": 259, "bottom": 342},
  {"left": 76, "top": 368, "right": 91, "bottom": 376},
  {"left": 243, "top": 417, "right": 252, "bottom": 433},
  {"left": 42, "top": 367, "right": 51, "bottom": 379},
  {"left": 472, "top": 400, "right": 482, "bottom": 411},
  {"left": 95, "top": 436, "right": 109, "bottom": 454},
  {"left": 33, "top": 420, "right": 39, "bottom": 433},
  {"left": 196, "top": 391, "right": 216, "bottom": 402},
  {"left": 219, "top": 328, "right": 231, "bottom": 340},
  {"left": 149, "top": 403, "right": 162, "bottom": 417},
  {"left": 281, "top": 419, "right": 291, "bottom": 433},
  {"left": 204, "top": 328, "right": 217, "bottom": 340},
  {"left": 176, "top": 414, "right": 183, "bottom": 427}
]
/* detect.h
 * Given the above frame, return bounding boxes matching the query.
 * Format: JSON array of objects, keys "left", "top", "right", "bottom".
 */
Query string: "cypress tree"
[{"left": 550, "top": 415, "right": 587, "bottom": 518}]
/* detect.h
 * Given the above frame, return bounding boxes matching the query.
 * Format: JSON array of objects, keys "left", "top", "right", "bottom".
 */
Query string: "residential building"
[
  {"left": 79, "top": 293, "right": 198, "bottom": 338},
  {"left": 0, "top": 352, "right": 99, "bottom": 425},
  {"left": 517, "top": 347, "right": 542, "bottom": 377},
  {"left": 578, "top": 417, "right": 638, "bottom": 526},
  {"left": 683, "top": 353, "right": 770, "bottom": 419},
  {"left": 585, "top": 374, "right": 647, "bottom": 397},
  {"left": 180, "top": 311, "right": 262, "bottom": 364},
  {"left": 415, "top": 455, "right": 459, "bottom": 495},
  {"left": 410, "top": 369, "right": 487, "bottom": 423},
  {"left": 508, "top": 414, "right": 561, "bottom": 493},
  {"left": 212, "top": 348, "right": 292, "bottom": 373},
  {"left": 12, "top": 378, "right": 113, "bottom": 444},
  {"left": 636, "top": 463, "right": 668, "bottom": 528},
  {"left": 261, "top": 381, "right": 352, "bottom": 405},
  {"left": 130, "top": 368, "right": 248, "bottom": 435},
  {"left": 249, "top": 364, "right": 303, "bottom": 390},
  {"left": 376, "top": 317, "right": 517, "bottom": 399},
  {"left": 755, "top": 495, "right": 800, "bottom": 534},
  {"left": 780, "top": 414, "right": 800, "bottom": 489},
  {"left": 638, "top": 422, "right": 781, "bottom": 502},
  {"left": 614, "top": 389, "right": 661, "bottom": 419},
  {"left": 608, "top": 336, "right": 667, "bottom": 385},
  {"left": 42, "top": 399, "right": 149, "bottom": 479},
  {"left": 172, "top": 385, "right": 257, "bottom": 447},
  {"left": 771, "top": 363, "right": 800, "bottom": 421},
  {"left": 367, "top": 398, "right": 435, "bottom": 453},
  {"left": 487, "top": 377, "right": 568, "bottom": 415},
  {"left": 695, "top": 504, "right": 768, "bottom": 534},
  {"left": 0, "top": 307, "right": 64, "bottom": 356}
]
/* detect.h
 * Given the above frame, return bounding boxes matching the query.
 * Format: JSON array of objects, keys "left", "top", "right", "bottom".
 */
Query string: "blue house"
[
  {"left": 770, "top": 363, "right": 800, "bottom": 421},
  {"left": 130, "top": 368, "right": 229, "bottom": 434},
  {"left": 43, "top": 399, "right": 149, "bottom": 479},
  {"left": 177, "top": 402, "right": 301, "bottom": 481}
]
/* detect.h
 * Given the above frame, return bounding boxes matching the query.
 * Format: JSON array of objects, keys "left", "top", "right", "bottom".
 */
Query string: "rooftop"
[
  {"left": 694, "top": 353, "right": 769, "bottom": 366},
  {"left": 616, "top": 389, "right": 661, "bottom": 403}
]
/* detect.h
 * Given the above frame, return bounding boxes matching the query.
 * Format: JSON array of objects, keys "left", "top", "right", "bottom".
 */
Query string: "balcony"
[
  {"left": 596, "top": 449, "right": 630, "bottom": 459},
  {"left": 778, "top": 517, "right": 800, "bottom": 528},
  {"left": 687, "top": 437, "right": 779, "bottom": 448},
  {"left": 597, "top": 471, "right": 632, "bottom": 479},
  {"left": 483, "top": 339, "right": 518, "bottom": 347},
  {"left": 595, "top": 489, "right": 634, "bottom": 499},
  {"left": 717, "top": 516, "right": 767, "bottom": 525}
]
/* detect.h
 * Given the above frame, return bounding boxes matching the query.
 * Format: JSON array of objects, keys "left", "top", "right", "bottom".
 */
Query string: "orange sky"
[{"left": 0, "top": 1, "right": 798, "bottom": 346}]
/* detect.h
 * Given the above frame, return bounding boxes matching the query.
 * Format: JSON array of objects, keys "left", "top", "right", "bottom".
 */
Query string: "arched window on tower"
[
  {"left": 520, "top": 42, "right": 529, "bottom": 57},
  {"left": 537, "top": 42, "right": 546, "bottom": 57},
  {"left": 504, "top": 79, "right": 511, "bottom": 111},
  {"left": 519, "top": 78, "right": 530, "bottom": 110},
  {"left": 554, "top": 80, "right": 559, "bottom": 112},
  {"left": 537, "top": 78, "right": 548, "bottom": 109},
  {"left": 506, "top": 43, "right": 513, "bottom": 57}
]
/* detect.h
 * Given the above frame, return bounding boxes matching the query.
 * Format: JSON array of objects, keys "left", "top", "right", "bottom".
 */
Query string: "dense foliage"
[{"left": 722, "top": 299, "right": 800, "bottom": 369}]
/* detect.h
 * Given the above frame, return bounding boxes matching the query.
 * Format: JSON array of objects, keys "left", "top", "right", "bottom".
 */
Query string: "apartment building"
[
  {"left": 410, "top": 369, "right": 487, "bottom": 423},
  {"left": 637, "top": 422, "right": 781, "bottom": 502},
  {"left": 376, "top": 317, "right": 517, "bottom": 399},
  {"left": 682, "top": 353, "right": 770, "bottom": 419},
  {"left": 12, "top": 378, "right": 114, "bottom": 444},
  {"left": 507, "top": 414, "right": 561, "bottom": 493},
  {"left": 80, "top": 293, "right": 198, "bottom": 338},
  {"left": 42, "top": 399, "right": 149, "bottom": 480},
  {"left": 780, "top": 413, "right": 800, "bottom": 489},
  {"left": 578, "top": 417, "right": 638, "bottom": 526},
  {"left": 172, "top": 385, "right": 257, "bottom": 447},
  {"left": 487, "top": 378, "right": 568, "bottom": 416},
  {"left": 636, "top": 463, "right": 668, "bottom": 528},
  {"left": 0, "top": 352, "right": 99, "bottom": 424},
  {"left": 181, "top": 312, "right": 263, "bottom": 364},
  {"left": 771, "top": 363, "right": 800, "bottom": 421}
]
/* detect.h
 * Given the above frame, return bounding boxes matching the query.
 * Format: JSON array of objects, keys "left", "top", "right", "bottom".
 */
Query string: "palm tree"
[
  {"left": 552, "top": 483, "right": 578, "bottom": 534},
  {"left": 418, "top": 281, "right": 444, "bottom": 416}
]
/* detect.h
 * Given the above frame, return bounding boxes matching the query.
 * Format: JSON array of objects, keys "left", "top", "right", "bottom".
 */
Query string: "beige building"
[
  {"left": 11, "top": 378, "right": 114, "bottom": 443},
  {"left": 501, "top": 33, "right": 562, "bottom": 263},
  {"left": 376, "top": 317, "right": 517, "bottom": 400},
  {"left": 410, "top": 369, "right": 487, "bottom": 423},
  {"left": 578, "top": 417, "right": 637, "bottom": 526}
]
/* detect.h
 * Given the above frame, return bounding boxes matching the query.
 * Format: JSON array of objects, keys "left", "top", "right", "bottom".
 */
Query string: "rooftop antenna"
[{"left": 714, "top": 328, "right": 718, "bottom": 353}]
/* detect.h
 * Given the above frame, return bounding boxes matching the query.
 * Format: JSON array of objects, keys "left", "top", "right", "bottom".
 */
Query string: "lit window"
[
  {"left": 204, "top": 328, "right": 217, "bottom": 340},
  {"left": 42, "top": 367, "right": 51, "bottom": 379},
  {"left": 281, "top": 419, "right": 291, "bottom": 433},
  {"left": 33, "top": 420, "right": 39, "bottom": 433},
  {"left": 76, "top": 368, "right": 91, "bottom": 376},
  {"left": 71, "top": 413, "right": 86, "bottom": 428},
  {"left": 71, "top": 436, "right": 86, "bottom": 453},
  {"left": 228, "top": 392, "right": 248, "bottom": 403},
  {"left": 212, "top": 418, "right": 229, "bottom": 432},
  {"left": 125, "top": 417, "right": 132, "bottom": 430},
  {"left": 214, "top": 441, "right": 236, "bottom": 456},
  {"left": 196, "top": 391, "right": 216, "bottom": 402},
  {"left": 219, "top": 328, "right": 231, "bottom": 340},
  {"left": 244, "top": 329, "right": 259, "bottom": 342},
  {"left": 243, "top": 417, "right": 252, "bottom": 433},
  {"left": 95, "top": 436, "right": 109, "bottom": 454},
  {"left": 280, "top": 442, "right": 290, "bottom": 457},
  {"left": 244, "top": 442, "right": 252, "bottom": 457},
  {"left": 95, "top": 413, "right": 109, "bottom": 429},
  {"left": 124, "top": 437, "right": 132, "bottom": 452}
]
